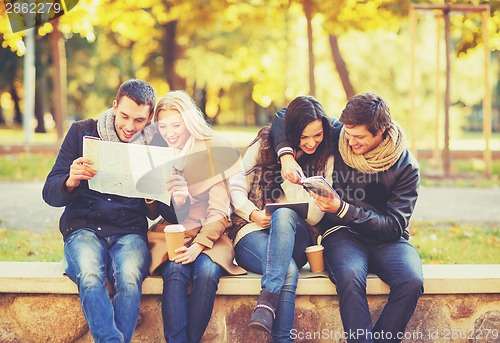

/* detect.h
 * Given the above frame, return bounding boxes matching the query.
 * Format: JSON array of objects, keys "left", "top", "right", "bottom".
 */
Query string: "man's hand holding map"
[{"left": 83, "top": 136, "right": 176, "bottom": 203}]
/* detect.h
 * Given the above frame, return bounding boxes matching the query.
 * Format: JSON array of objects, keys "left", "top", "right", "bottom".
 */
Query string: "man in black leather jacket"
[
  {"left": 272, "top": 93, "right": 423, "bottom": 343},
  {"left": 43, "top": 79, "right": 157, "bottom": 343}
]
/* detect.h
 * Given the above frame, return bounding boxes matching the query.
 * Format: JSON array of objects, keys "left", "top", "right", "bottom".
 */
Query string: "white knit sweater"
[{"left": 229, "top": 140, "right": 334, "bottom": 245}]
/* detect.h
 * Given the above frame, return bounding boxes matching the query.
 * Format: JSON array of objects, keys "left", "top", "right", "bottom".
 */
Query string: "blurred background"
[{"left": 0, "top": 0, "right": 499, "bottom": 175}]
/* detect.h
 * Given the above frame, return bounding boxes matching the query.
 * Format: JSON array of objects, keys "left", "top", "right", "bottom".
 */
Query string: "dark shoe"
[{"left": 248, "top": 290, "right": 279, "bottom": 333}]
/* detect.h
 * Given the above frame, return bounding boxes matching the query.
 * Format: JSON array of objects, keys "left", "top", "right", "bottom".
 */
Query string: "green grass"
[
  {"left": 459, "top": 131, "right": 500, "bottom": 140},
  {"left": 420, "top": 176, "right": 499, "bottom": 188},
  {"left": 409, "top": 221, "right": 500, "bottom": 264},
  {"left": 3, "top": 151, "right": 498, "bottom": 187},
  {"left": 419, "top": 159, "right": 500, "bottom": 176},
  {"left": 411, "top": 159, "right": 500, "bottom": 188},
  {"left": 0, "top": 153, "right": 56, "bottom": 181},
  {"left": 0, "top": 126, "right": 59, "bottom": 145},
  {"left": 0, "top": 228, "right": 63, "bottom": 262},
  {"left": 0, "top": 221, "right": 498, "bottom": 263}
]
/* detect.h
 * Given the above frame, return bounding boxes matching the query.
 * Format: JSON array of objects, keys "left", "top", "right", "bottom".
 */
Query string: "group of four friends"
[{"left": 43, "top": 79, "right": 424, "bottom": 343}]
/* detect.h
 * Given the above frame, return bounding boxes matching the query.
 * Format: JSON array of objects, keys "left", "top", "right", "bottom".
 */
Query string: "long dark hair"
[
  {"left": 248, "top": 96, "right": 332, "bottom": 203},
  {"left": 285, "top": 96, "right": 333, "bottom": 178},
  {"left": 247, "top": 126, "right": 282, "bottom": 203}
]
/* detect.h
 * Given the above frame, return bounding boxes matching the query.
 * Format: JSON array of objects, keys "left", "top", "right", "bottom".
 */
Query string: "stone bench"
[
  {"left": 1, "top": 262, "right": 500, "bottom": 295},
  {"left": 1, "top": 262, "right": 499, "bottom": 342}
]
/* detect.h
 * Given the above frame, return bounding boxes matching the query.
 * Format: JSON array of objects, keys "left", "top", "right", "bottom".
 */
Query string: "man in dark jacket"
[
  {"left": 273, "top": 93, "right": 423, "bottom": 343},
  {"left": 43, "top": 79, "right": 157, "bottom": 343}
]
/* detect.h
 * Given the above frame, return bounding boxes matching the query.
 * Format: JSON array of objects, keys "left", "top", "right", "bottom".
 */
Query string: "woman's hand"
[
  {"left": 250, "top": 210, "right": 271, "bottom": 229},
  {"left": 66, "top": 157, "right": 96, "bottom": 193},
  {"left": 173, "top": 243, "right": 204, "bottom": 264},
  {"left": 280, "top": 154, "right": 304, "bottom": 184},
  {"left": 166, "top": 175, "right": 189, "bottom": 206}
]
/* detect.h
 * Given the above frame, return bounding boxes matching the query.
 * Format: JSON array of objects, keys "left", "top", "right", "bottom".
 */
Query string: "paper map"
[{"left": 83, "top": 136, "right": 175, "bottom": 203}]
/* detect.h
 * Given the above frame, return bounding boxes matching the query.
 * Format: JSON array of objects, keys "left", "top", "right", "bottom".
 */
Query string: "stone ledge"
[{"left": 1, "top": 262, "right": 499, "bottom": 296}]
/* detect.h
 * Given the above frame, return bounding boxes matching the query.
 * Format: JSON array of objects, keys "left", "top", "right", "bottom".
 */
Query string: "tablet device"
[{"left": 265, "top": 202, "right": 309, "bottom": 219}]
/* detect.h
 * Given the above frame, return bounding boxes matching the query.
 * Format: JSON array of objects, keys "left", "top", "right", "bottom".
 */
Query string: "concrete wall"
[{"left": 1, "top": 293, "right": 499, "bottom": 343}]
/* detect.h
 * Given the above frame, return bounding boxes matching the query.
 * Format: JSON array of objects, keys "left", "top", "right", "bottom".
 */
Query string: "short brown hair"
[
  {"left": 340, "top": 93, "right": 392, "bottom": 136},
  {"left": 116, "top": 79, "right": 157, "bottom": 116}
]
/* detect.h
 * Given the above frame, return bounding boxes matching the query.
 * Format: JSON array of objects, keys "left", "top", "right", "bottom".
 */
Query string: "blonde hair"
[{"left": 154, "top": 90, "right": 214, "bottom": 140}]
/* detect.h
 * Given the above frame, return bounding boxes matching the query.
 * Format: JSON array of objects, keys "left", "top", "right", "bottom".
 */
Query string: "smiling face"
[
  {"left": 344, "top": 124, "right": 384, "bottom": 155},
  {"left": 156, "top": 109, "right": 191, "bottom": 149},
  {"left": 299, "top": 119, "right": 324, "bottom": 155},
  {"left": 113, "top": 96, "right": 152, "bottom": 143}
]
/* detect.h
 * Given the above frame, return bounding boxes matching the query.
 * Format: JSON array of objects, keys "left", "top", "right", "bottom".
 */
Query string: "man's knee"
[
  {"left": 80, "top": 271, "right": 107, "bottom": 288},
  {"left": 115, "top": 264, "right": 147, "bottom": 287},
  {"left": 402, "top": 272, "right": 424, "bottom": 296},
  {"left": 329, "top": 264, "right": 367, "bottom": 291}
]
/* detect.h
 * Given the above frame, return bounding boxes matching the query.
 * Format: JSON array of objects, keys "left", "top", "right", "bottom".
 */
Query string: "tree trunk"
[
  {"left": 34, "top": 75, "right": 47, "bottom": 133},
  {"left": 328, "top": 34, "right": 355, "bottom": 100},
  {"left": 50, "top": 17, "right": 67, "bottom": 141},
  {"left": 162, "top": 20, "right": 186, "bottom": 90},
  {"left": 11, "top": 85, "right": 23, "bottom": 125},
  {"left": 303, "top": 0, "right": 315, "bottom": 96},
  {"left": 193, "top": 86, "right": 208, "bottom": 120}
]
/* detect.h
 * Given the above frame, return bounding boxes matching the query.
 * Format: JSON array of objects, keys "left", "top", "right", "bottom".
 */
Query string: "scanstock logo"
[{"left": 3, "top": 0, "right": 79, "bottom": 33}]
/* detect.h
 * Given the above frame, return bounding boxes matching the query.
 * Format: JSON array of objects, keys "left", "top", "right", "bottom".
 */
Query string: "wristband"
[
  {"left": 334, "top": 199, "right": 349, "bottom": 218},
  {"left": 277, "top": 147, "right": 294, "bottom": 158}
]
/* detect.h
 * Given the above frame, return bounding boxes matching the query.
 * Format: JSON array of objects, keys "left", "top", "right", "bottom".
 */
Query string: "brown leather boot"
[{"left": 248, "top": 289, "right": 280, "bottom": 333}]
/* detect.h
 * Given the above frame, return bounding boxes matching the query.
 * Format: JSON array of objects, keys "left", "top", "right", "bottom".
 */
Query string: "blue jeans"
[
  {"left": 323, "top": 229, "right": 424, "bottom": 343},
  {"left": 160, "top": 253, "right": 223, "bottom": 343},
  {"left": 234, "top": 208, "right": 311, "bottom": 342},
  {"left": 64, "top": 229, "right": 150, "bottom": 343}
]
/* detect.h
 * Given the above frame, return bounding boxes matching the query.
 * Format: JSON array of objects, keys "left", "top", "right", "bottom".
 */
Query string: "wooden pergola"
[{"left": 409, "top": 0, "right": 492, "bottom": 177}]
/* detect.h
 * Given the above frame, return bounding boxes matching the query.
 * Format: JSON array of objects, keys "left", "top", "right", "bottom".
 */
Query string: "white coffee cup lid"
[
  {"left": 305, "top": 245, "right": 324, "bottom": 252},
  {"left": 164, "top": 224, "right": 185, "bottom": 233}
]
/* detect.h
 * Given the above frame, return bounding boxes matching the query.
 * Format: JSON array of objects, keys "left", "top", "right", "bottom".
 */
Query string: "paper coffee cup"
[
  {"left": 164, "top": 225, "right": 185, "bottom": 261},
  {"left": 305, "top": 245, "right": 325, "bottom": 273}
]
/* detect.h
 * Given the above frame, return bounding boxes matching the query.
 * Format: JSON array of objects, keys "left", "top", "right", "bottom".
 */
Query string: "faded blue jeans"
[
  {"left": 234, "top": 208, "right": 311, "bottom": 342},
  {"left": 63, "top": 229, "right": 150, "bottom": 343},
  {"left": 323, "top": 228, "right": 424, "bottom": 343},
  {"left": 160, "top": 253, "right": 223, "bottom": 343}
]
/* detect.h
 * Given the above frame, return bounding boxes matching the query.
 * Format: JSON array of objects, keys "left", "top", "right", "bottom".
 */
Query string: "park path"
[{"left": 0, "top": 182, "right": 499, "bottom": 234}]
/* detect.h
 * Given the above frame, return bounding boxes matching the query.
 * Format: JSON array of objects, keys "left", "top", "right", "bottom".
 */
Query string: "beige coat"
[{"left": 149, "top": 137, "right": 246, "bottom": 276}]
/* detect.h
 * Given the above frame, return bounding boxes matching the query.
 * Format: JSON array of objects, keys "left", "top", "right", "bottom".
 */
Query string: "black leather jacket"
[
  {"left": 42, "top": 119, "right": 150, "bottom": 240},
  {"left": 272, "top": 108, "right": 419, "bottom": 243}
]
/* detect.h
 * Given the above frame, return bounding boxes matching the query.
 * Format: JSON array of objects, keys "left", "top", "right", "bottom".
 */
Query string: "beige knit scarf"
[{"left": 339, "top": 122, "right": 406, "bottom": 174}]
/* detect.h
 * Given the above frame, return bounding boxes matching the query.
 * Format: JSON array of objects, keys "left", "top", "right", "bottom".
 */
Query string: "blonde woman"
[{"left": 147, "top": 90, "right": 245, "bottom": 343}]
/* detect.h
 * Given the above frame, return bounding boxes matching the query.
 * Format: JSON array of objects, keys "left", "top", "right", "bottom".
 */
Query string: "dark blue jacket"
[
  {"left": 42, "top": 119, "right": 150, "bottom": 240},
  {"left": 272, "top": 108, "right": 419, "bottom": 243}
]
